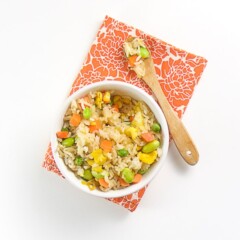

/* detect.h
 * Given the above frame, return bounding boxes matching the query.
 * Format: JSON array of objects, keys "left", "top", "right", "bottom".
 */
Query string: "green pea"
[
  {"left": 83, "top": 169, "right": 93, "bottom": 181},
  {"left": 117, "top": 149, "right": 129, "bottom": 157},
  {"left": 151, "top": 123, "right": 161, "bottom": 132},
  {"left": 121, "top": 168, "right": 134, "bottom": 183},
  {"left": 74, "top": 156, "right": 83, "bottom": 166},
  {"left": 140, "top": 47, "right": 150, "bottom": 59},
  {"left": 83, "top": 107, "right": 92, "bottom": 119},
  {"left": 142, "top": 140, "right": 160, "bottom": 153},
  {"left": 62, "top": 137, "right": 75, "bottom": 147}
]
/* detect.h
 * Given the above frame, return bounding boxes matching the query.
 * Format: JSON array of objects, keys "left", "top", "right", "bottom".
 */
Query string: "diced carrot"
[
  {"left": 89, "top": 120, "right": 101, "bottom": 133},
  {"left": 128, "top": 55, "right": 138, "bottom": 67},
  {"left": 99, "top": 178, "right": 109, "bottom": 188},
  {"left": 141, "top": 132, "right": 155, "bottom": 142},
  {"left": 69, "top": 113, "right": 81, "bottom": 127},
  {"left": 56, "top": 131, "right": 68, "bottom": 139},
  {"left": 100, "top": 139, "right": 113, "bottom": 153},
  {"left": 129, "top": 116, "right": 134, "bottom": 122},
  {"left": 133, "top": 174, "right": 142, "bottom": 183},
  {"left": 119, "top": 177, "right": 130, "bottom": 187},
  {"left": 112, "top": 104, "right": 119, "bottom": 112}
]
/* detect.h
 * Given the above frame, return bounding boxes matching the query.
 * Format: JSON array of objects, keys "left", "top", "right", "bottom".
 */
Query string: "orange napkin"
[{"left": 43, "top": 16, "right": 207, "bottom": 212}]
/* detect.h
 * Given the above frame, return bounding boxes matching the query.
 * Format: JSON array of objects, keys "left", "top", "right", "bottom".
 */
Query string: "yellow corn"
[
  {"left": 91, "top": 149, "right": 107, "bottom": 165},
  {"left": 125, "top": 127, "right": 138, "bottom": 140},
  {"left": 81, "top": 181, "right": 96, "bottom": 191},
  {"left": 90, "top": 121, "right": 96, "bottom": 126},
  {"left": 95, "top": 92, "right": 103, "bottom": 109},
  {"left": 87, "top": 160, "right": 95, "bottom": 166},
  {"left": 103, "top": 92, "right": 111, "bottom": 103},
  {"left": 87, "top": 183, "right": 96, "bottom": 191},
  {"left": 92, "top": 166, "right": 103, "bottom": 173},
  {"left": 138, "top": 151, "right": 157, "bottom": 164}
]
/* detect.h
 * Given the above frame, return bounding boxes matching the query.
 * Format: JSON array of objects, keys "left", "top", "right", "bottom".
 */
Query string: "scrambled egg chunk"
[{"left": 138, "top": 151, "right": 158, "bottom": 164}]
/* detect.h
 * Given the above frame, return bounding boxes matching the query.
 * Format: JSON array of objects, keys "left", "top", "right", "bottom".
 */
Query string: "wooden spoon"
[
  {"left": 124, "top": 39, "right": 199, "bottom": 165},
  {"left": 143, "top": 55, "right": 199, "bottom": 165}
]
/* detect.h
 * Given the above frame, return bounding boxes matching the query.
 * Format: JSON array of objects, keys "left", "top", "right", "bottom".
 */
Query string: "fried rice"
[{"left": 56, "top": 90, "right": 163, "bottom": 191}]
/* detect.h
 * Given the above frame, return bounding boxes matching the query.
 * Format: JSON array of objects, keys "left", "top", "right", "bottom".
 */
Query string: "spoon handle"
[{"left": 143, "top": 59, "right": 199, "bottom": 165}]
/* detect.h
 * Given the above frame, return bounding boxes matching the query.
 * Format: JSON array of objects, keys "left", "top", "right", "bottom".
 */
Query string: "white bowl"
[{"left": 51, "top": 81, "right": 169, "bottom": 198}]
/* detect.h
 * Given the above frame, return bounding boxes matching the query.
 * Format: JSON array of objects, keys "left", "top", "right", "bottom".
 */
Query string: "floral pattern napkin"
[{"left": 43, "top": 16, "right": 207, "bottom": 212}]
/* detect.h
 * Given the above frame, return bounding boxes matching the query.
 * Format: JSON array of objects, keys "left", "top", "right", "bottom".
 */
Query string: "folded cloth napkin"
[{"left": 43, "top": 15, "right": 207, "bottom": 212}]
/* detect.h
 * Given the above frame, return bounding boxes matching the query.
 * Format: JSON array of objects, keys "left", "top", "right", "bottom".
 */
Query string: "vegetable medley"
[
  {"left": 123, "top": 37, "right": 150, "bottom": 77},
  {"left": 57, "top": 90, "right": 162, "bottom": 191}
]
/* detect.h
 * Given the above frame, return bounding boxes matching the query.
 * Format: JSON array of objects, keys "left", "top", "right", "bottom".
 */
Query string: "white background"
[{"left": 0, "top": 0, "right": 240, "bottom": 239}]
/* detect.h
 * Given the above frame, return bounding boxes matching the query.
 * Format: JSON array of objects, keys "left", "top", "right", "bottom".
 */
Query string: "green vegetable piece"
[
  {"left": 83, "top": 169, "right": 93, "bottom": 181},
  {"left": 74, "top": 156, "right": 83, "bottom": 166},
  {"left": 62, "top": 137, "right": 75, "bottom": 147},
  {"left": 151, "top": 123, "right": 161, "bottom": 132},
  {"left": 61, "top": 127, "right": 69, "bottom": 131},
  {"left": 121, "top": 168, "right": 134, "bottom": 183},
  {"left": 140, "top": 47, "right": 150, "bottom": 59},
  {"left": 142, "top": 140, "right": 160, "bottom": 153},
  {"left": 92, "top": 171, "right": 104, "bottom": 180},
  {"left": 117, "top": 149, "right": 129, "bottom": 157},
  {"left": 83, "top": 107, "right": 92, "bottom": 119},
  {"left": 138, "top": 169, "right": 148, "bottom": 175}
]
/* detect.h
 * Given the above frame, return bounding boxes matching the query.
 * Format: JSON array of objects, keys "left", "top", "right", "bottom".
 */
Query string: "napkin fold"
[{"left": 43, "top": 16, "right": 207, "bottom": 212}]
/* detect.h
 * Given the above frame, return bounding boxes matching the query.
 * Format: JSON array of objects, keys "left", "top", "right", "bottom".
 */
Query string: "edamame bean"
[
  {"left": 74, "top": 156, "right": 83, "bottom": 166},
  {"left": 83, "top": 107, "right": 92, "bottom": 119},
  {"left": 151, "top": 123, "right": 161, "bottom": 132},
  {"left": 117, "top": 149, "right": 129, "bottom": 157},
  {"left": 83, "top": 169, "right": 93, "bottom": 181},
  {"left": 140, "top": 47, "right": 150, "bottom": 59},
  {"left": 62, "top": 137, "right": 75, "bottom": 147},
  {"left": 92, "top": 171, "right": 104, "bottom": 180},
  {"left": 142, "top": 140, "right": 160, "bottom": 153},
  {"left": 121, "top": 168, "right": 134, "bottom": 183}
]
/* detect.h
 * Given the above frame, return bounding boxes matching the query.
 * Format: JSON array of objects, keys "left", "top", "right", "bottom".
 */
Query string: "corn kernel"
[
  {"left": 87, "top": 160, "right": 95, "bottom": 166},
  {"left": 91, "top": 149, "right": 107, "bottom": 165},
  {"left": 103, "top": 92, "right": 111, "bottom": 103},
  {"left": 125, "top": 127, "right": 138, "bottom": 140},
  {"left": 92, "top": 166, "right": 103, "bottom": 173},
  {"left": 81, "top": 181, "right": 96, "bottom": 191},
  {"left": 90, "top": 121, "right": 96, "bottom": 126},
  {"left": 95, "top": 92, "right": 103, "bottom": 109}
]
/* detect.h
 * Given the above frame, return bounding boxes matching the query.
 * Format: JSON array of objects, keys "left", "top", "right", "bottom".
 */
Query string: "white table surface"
[{"left": 1, "top": 0, "right": 240, "bottom": 239}]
